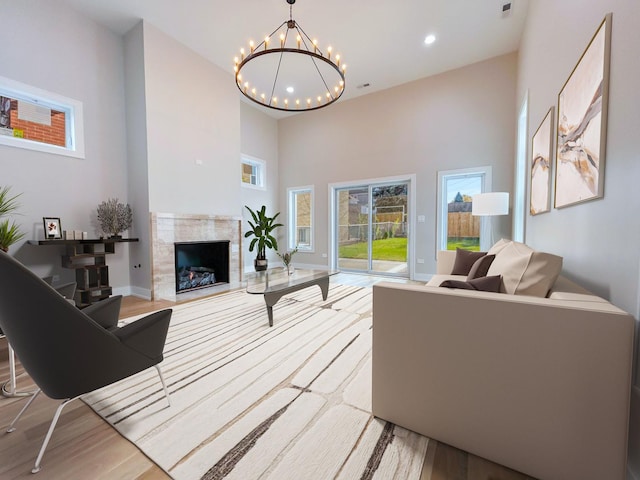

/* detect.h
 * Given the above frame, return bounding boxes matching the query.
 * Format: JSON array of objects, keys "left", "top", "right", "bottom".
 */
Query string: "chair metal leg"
[
  {"left": 6, "top": 388, "right": 41, "bottom": 433},
  {"left": 31, "top": 397, "right": 76, "bottom": 474},
  {"left": 154, "top": 365, "right": 171, "bottom": 407},
  {"left": 2, "top": 344, "right": 37, "bottom": 398}
]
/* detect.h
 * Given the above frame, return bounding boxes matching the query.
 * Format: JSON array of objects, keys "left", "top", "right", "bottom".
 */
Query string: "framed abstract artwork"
[
  {"left": 554, "top": 13, "right": 612, "bottom": 208},
  {"left": 530, "top": 107, "right": 554, "bottom": 215}
]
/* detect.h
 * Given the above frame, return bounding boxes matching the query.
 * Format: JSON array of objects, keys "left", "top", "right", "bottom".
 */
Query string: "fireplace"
[{"left": 174, "top": 241, "right": 230, "bottom": 294}]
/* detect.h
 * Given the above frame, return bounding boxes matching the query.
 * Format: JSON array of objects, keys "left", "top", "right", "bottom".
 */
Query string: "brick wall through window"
[{"left": 1, "top": 98, "right": 66, "bottom": 147}]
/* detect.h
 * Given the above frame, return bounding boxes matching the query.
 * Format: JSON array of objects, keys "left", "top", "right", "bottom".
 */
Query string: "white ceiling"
[{"left": 59, "top": 0, "right": 529, "bottom": 117}]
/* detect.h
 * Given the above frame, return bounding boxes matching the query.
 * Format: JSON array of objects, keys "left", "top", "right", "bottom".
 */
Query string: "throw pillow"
[
  {"left": 439, "top": 275, "right": 502, "bottom": 292},
  {"left": 486, "top": 241, "right": 563, "bottom": 297},
  {"left": 486, "top": 241, "right": 533, "bottom": 294},
  {"left": 488, "top": 238, "right": 512, "bottom": 256},
  {"left": 450, "top": 248, "right": 487, "bottom": 275},
  {"left": 466, "top": 254, "right": 496, "bottom": 280},
  {"left": 515, "top": 250, "right": 563, "bottom": 297}
]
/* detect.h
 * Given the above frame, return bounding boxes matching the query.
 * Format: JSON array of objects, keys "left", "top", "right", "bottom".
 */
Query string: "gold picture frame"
[
  {"left": 530, "top": 107, "right": 554, "bottom": 215},
  {"left": 554, "top": 13, "right": 612, "bottom": 208}
]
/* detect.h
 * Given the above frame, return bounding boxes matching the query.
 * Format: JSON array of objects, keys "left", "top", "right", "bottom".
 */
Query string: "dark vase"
[
  {"left": 254, "top": 257, "right": 268, "bottom": 271},
  {"left": 109, "top": 234, "right": 123, "bottom": 240}
]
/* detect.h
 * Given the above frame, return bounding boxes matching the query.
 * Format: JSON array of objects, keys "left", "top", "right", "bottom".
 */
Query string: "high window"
[
  {"left": 0, "top": 76, "right": 84, "bottom": 158},
  {"left": 513, "top": 91, "right": 529, "bottom": 242},
  {"left": 437, "top": 166, "right": 492, "bottom": 252},
  {"left": 241, "top": 155, "right": 265, "bottom": 189},
  {"left": 288, "top": 186, "right": 314, "bottom": 252}
]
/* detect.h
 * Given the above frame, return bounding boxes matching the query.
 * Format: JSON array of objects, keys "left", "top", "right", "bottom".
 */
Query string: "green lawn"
[
  {"left": 339, "top": 237, "right": 407, "bottom": 261},
  {"left": 447, "top": 237, "right": 480, "bottom": 251},
  {"left": 338, "top": 236, "right": 478, "bottom": 260}
]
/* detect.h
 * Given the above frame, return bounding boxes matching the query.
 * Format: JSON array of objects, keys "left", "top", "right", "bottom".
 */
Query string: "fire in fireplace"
[{"left": 174, "top": 241, "right": 229, "bottom": 294}]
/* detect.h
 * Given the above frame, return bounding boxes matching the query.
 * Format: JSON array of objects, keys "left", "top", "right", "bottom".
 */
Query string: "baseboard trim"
[{"left": 112, "top": 285, "right": 151, "bottom": 300}]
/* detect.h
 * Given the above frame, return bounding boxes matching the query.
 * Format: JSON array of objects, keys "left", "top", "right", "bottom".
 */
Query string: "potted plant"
[
  {"left": 244, "top": 205, "right": 283, "bottom": 271},
  {"left": 277, "top": 246, "right": 298, "bottom": 275},
  {"left": 96, "top": 198, "right": 133, "bottom": 239},
  {"left": 0, "top": 186, "right": 25, "bottom": 253}
]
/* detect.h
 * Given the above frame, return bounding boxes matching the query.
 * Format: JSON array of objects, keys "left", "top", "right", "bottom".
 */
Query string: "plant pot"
[
  {"left": 254, "top": 258, "right": 268, "bottom": 272},
  {"left": 109, "top": 234, "right": 122, "bottom": 240}
]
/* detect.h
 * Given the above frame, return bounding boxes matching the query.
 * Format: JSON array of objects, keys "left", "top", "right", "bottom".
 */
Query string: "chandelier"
[{"left": 234, "top": 0, "right": 346, "bottom": 112}]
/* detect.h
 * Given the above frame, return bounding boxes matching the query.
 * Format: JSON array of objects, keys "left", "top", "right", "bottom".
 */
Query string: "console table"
[{"left": 29, "top": 238, "right": 138, "bottom": 308}]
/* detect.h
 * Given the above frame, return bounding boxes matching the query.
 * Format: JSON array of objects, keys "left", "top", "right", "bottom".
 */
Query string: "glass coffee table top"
[
  {"left": 245, "top": 268, "right": 339, "bottom": 326},
  {"left": 245, "top": 268, "right": 338, "bottom": 295}
]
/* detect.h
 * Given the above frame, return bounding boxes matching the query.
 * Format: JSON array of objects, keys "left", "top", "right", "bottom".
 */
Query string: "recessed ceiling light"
[
  {"left": 286, "top": 86, "right": 295, "bottom": 94},
  {"left": 424, "top": 34, "right": 436, "bottom": 45}
]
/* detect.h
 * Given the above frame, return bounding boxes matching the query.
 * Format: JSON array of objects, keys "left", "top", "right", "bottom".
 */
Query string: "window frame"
[
  {"left": 436, "top": 166, "right": 492, "bottom": 254},
  {"left": 240, "top": 154, "right": 266, "bottom": 190},
  {"left": 287, "top": 185, "right": 314, "bottom": 252},
  {"left": 0, "top": 75, "right": 85, "bottom": 159}
]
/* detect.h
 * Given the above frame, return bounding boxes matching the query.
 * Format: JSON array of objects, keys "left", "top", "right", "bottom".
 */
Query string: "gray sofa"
[{"left": 372, "top": 243, "right": 635, "bottom": 480}]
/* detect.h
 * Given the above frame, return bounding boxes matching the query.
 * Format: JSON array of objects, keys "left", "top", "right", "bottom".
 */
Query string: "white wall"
[
  {"left": 240, "top": 102, "right": 279, "bottom": 271},
  {"left": 518, "top": 0, "right": 640, "bottom": 316},
  {"left": 142, "top": 23, "right": 241, "bottom": 218},
  {"left": 124, "top": 22, "right": 152, "bottom": 294},
  {"left": 517, "top": 2, "right": 640, "bottom": 477},
  {"left": 277, "top": 53, "right": 518, "bottom": 276},
  {"left": 0, "top": 0, "right": 132, "bottom": 287}
]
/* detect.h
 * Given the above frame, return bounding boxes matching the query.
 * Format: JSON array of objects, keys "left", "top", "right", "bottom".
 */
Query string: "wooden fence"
[{"left": 448, "top": 212, "right": 480, "bottom": 238}]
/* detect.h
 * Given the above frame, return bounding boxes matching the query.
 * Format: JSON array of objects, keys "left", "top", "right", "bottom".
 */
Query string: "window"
[
  {"left": 241, "top": 155, "right": 265, "bottom": 189},
  {"left": 437, "top": 166, "right": 492, "bottom": 252},
  {"left": 0, "top": 75, "right": 84, "bottom": 158},
  {"left": 288, "top": 186, "right": 314, "bottom": 252},
  {"left": 513, "top": 91, "right": 529, "bottom": 242}
]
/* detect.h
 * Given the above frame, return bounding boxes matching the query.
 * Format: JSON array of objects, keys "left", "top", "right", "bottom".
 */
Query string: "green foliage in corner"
[{"left": 0, "top": 186, "right": 25, "bottom": 252}]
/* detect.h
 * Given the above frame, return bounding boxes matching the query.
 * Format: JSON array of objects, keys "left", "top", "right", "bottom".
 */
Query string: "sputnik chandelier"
[{"left": 234, "top": 0, "right": 346, "bottom": 112}]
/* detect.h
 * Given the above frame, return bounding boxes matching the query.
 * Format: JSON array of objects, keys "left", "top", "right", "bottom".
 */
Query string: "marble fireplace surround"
[{"left": 151, "top": 212, "right": 243, "bottom": 301}]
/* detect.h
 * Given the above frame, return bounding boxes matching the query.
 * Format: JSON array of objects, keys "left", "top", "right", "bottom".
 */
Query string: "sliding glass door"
[{"left": 335, "top": 182, "right": 408, "bottom": 276}]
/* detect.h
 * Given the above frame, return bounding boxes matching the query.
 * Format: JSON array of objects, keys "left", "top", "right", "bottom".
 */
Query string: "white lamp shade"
[{"left": 472, "top": 192, "right": 509, "bottom": 216}]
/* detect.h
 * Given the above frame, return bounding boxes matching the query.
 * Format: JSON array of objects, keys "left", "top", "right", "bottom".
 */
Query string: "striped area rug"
[{"left": 82, "top": 283, "right": 430, "bottom": 479}]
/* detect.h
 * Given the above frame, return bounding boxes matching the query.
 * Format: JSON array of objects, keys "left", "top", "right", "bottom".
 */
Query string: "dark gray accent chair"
[
  {"left": 1, "top": 279, "right": 76, "bottom": 397},
  {"left": 0, "top": 252, "right": 172, "bottom": 474},
  {"left": 41, "top": 276, "right": 77, "bottom": 304}
]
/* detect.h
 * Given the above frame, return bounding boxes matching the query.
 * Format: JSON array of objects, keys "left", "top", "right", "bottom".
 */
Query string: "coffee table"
[{"left": 246, "top": 268, "right": 338, "bottom": 326}]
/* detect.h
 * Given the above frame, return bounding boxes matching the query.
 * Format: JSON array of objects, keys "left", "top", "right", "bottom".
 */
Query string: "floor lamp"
[{"left": 472, "top": 192, "right": 509, "bottom": 250}]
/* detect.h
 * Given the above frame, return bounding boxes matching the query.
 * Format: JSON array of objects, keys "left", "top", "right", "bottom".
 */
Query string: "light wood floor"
[{"left": 0, "top": 277, "right": 534, "bottom": 479}]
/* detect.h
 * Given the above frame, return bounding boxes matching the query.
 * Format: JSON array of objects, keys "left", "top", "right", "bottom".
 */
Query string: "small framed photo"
[{"left": 43, "top": 217, "right": 62, "bottom": 239}]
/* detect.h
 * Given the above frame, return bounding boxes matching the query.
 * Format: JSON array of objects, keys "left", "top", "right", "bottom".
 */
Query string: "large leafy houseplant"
[
  {"left": 0, "top": 186, "right": 25, "bottom": 253},
  {"left": 244, "top": 205, "right": 283, "bottom": 271}
]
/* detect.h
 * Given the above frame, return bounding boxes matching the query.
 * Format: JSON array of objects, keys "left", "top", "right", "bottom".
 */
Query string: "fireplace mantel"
[{"left": 150, "top": 213, "right": 242, "bottom": 301}]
